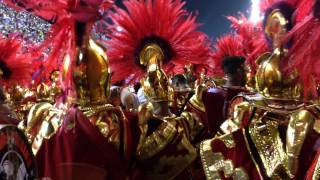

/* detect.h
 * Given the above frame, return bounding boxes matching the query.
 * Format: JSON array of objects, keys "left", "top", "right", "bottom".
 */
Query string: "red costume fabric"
[
  {"left": 35, "top": 106, "right": 127, "bottom": 180},
  {"left": 201, "top": 116, "right": 320, "bottom": 179},
  {"left": 203, "top": 87, "right": 247, "bottom": 136},
  {"left": 106, "top": 0, "right": 212, "bottom": 83},
  {"left": 201, "top": 129, "right": 262, "bottom": 179}
]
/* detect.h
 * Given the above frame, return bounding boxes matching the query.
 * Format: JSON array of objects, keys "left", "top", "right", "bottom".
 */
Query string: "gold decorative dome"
[
  {"left": 255, "top": 49, "right": 301, "bottom": 99},
  {"left": 63, "top": 38, "right": 111, "bottom": 106}
]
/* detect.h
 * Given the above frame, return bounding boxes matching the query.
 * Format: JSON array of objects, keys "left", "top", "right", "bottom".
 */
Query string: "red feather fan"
[
  {"left": 227, "top": 14, "right": 270, "bottom": 73},
  {"left": 0, "top": 35, "right": 33, "bottom": 86},
  {"left": 3, "top": 0, "right": 113, "bottom": 90},
  {"left": 211, "top": 34, "right": 244, "bottom": 76},
  {"left": 260, "top": 0, "right": 297, "bottom": 12},
  {"left": 284, "top": 0, "right": 320, "bottom": 99},
  {"left": 106, "top": 0, "right": 212, "bottom": 83}
]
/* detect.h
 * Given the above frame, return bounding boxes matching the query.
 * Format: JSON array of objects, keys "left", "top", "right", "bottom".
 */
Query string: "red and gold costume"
[
  {"left": 0, "top": 30, "right": 38, "bottom": 179},
  {"left": 202, "top": 34, "right": 249, "bottom": 137},
  {"left": 0, "top": 35, "right": 35, "bottom": 125},
  {"left": 200, "top": 0, "right": 320, "bottom": 179},
  {"left": 106, "top": 0, "right": 211, "bottom": 179},
  {"left": 4, "top": 0, "right": 130, "bottom": 179}
]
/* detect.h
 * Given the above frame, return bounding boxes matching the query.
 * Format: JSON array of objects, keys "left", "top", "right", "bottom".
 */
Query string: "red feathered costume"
[
  {"left": 106, "top": 1, "right": 212, "bottom": 180},
  {"left": 0, "top": 35, "right": 34, "bottom": 125},
  {"left": 202, "top": 33, "right": 249, "bottom": 137},
  {"left": 106, "top": 0, "right": 212, "bottom": 83},
  {"left": 200, "top": 0, "right": 320, "bottom": 179},
  {"left": 3, "top": 1, "right": 128, "bottom": 180},
  {"left": 283, "top": 0, "right": 320, "bottom": 99}
]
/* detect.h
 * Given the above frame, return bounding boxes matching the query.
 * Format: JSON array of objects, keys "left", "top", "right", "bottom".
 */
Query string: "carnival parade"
[{"left": 0, "top": 0, "right": 318, "bottom": 179}]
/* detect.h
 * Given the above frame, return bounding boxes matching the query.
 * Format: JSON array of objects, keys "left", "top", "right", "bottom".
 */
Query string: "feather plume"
[
  {"left": 284, "top": 0, "right": 320, "bottom": 99},
  {"left": 227, "top": 14, "right": 270, "bottom": 72},
  {"left": 211, "top": 34, "right": 244, "bottom": 76},
  {"left": 260, "top": 0, "right": 297, "bottom": 12},
  {"left": 106, "top": 0, "right": 212, "bottom": 83},
  {"left": 3, "top": 0, "right": 113, "bottom": 86},
  {"left": 0, "top": 35, "right": 33, "bottom": 86}
]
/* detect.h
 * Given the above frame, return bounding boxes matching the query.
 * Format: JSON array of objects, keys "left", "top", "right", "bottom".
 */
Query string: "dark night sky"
[{"left": 115, "top": 0, "right": 252, "bottom": 41}]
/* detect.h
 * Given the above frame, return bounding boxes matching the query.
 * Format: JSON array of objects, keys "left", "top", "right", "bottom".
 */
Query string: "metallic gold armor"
[
  {"left": 140, "top": 44, "right": 169, "bottom": 102},
  {"left": 137, "top": 43, "right": 203, "bottom": 179},
  {"left": 7, "top": 85, "right": 36, "bottom": 121},
  {"left": 22, "top": 24, "right": 128, "bottom": 158},
  {"left": 66, "top": 38, "right": 111, "bottom": 106},
  {"left": 200, "top": 135, "right": 249, "bottom": 180},
  {"left": 201, "top": 7, "right": 320, "bottom": 179},
  {"left": 189, "top": 84, "right": 207, "bottom": 112}
]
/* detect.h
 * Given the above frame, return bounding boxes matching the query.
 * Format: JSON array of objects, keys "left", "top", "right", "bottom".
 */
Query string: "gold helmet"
[
  {"left": 264, "top": 9, "right": 289, "bottom": 46},
  {"left": 140, "top": 44, "right": 169, "bottom": 102},
  {"left": 63, "top": 38, "right": 111, "bottom": 106},
  {"left": 255, "top": 50, "right": 301, "bottom": 99},
  {"left": 255, "top": 3, "right": 301, "bottom": 99}
]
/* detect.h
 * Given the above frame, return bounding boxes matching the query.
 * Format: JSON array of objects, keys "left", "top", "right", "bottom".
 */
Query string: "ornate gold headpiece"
[{"left": 140, "top": 44, "right": 169, "bottom": 102}]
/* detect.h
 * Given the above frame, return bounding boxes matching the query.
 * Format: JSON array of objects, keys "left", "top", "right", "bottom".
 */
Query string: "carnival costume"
[
  {"left": 106, "top": 0, "right": 211, "bottom": 179},
  {"left": 200, "top": 0, "right": 320, "bottom": 179}
]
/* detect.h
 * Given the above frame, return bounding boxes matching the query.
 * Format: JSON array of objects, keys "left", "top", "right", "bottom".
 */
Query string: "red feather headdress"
[
  {"left": 0, "top": 35, "right": 33, "bottom": 87},
  {"left": 3, "top": 0, "right": 113, "bottom": 85},
  {"left": 284, "top": 0, "right": 320, "bottom": 99},
  {"left": 227, "top": 14, "right": 269, "bottom": 73},
  {"left": 260, "top": 0, "right": 297, "bottom": 12},
  {"left": 106, "top": 0, "right": 212, "bottom": 83},
  {"left": 211, "top": 34, "right": 244, "bottom": 76}
]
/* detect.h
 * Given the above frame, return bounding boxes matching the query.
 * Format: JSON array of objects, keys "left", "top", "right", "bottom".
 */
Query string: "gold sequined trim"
[
  {"left": 136, "top": 121, "right": 177, "bottom": 159},
  {"left": 200, "top": 135, "right": 248, "bottom": 180}
]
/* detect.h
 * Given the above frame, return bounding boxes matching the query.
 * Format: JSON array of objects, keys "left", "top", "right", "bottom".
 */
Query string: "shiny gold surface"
[
  {"left": 136, "top": 120, "right": 177, "bottom": 159},
  {"left": 26, "top": 102, "right": 53, "bottom": 137},
  {"left": 264, "top": 9, "right": 289, "bottom": 42},
  {"left": 248, "top": 111, "right": 288, "bottom": 178},
  {"left": 189, "top": 84, "right": 207, "bottom": 112},
  {"left": 255, "top": 48, "right": 301, "bottom": 99},
  {"left": 25, "top": 102, "right": 66, "bottom": 154},
  {"left": 80, "top": 104, "right": 127, "bottom": 152},
  {"left": 232, "top": 101, "right": 251, "bottom": 128},
  {"left": 6, "top": 85, "right": 36, "bottom": 121},
  {"left": 139, "top": 43, "right": 164, "bottom": 67},
  {"left": 141, "top": 67, "right": 169, "bottom": 102},
  {"left": 49, "top": 70, "right": 61, "bottom": 99},
  {"left": 71, "top": 38, "right": 111, "bottom": 106},
  {"left": 136, "top": 106, "right": 197, "bottom": 180},
  {"left": 286, "top": 110, "right": 313, "bottom": 177},
  {"left": 229, "top": 93, "right": 319, "bottom": 178},
  {"left": 180, "top": 111, "right": 204, "bottom": 141},
  {"left": 136, "top": 99, "right": 203, "bottom": 180},
  {"left": 140, "top": 44, "right": 170, "bottom": 102},
  {"left": 255, "top": 7, "right": 302, "bottom": 100},
  {"left": 200, "top": 136, "right": 248, "bottom": 180},
  {"left": 36, "top": 83, "right": 51, "bottom": 101}
]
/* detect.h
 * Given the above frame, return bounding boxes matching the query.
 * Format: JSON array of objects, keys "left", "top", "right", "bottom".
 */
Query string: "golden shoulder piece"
[{"left": 255, "top": 49, "right": 301, "bottom": 99}]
